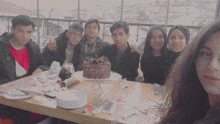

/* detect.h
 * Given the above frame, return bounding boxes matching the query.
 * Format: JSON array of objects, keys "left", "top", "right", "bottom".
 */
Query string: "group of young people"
[
  {"left": 141, "top": 25, "right": 190, "bottom": 85},
  {"left": 159, "top": 18, "right": 220, "bottom": 123},
  {"left": 141, "top": 23, "right": 220, "bottom": 123},
  {"left": 43, "top": 18, "right": 140, "bottom": 82},
  {"left": 0, "top": 15, "right": 140, "bottom": 123},
  {"left": 1, "top": 14, "right": 220, "bottom": 123}
]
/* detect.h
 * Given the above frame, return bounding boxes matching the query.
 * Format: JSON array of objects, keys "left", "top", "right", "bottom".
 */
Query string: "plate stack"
[{"left": 56, "top": 89, "right": 87, "bottom": 109}]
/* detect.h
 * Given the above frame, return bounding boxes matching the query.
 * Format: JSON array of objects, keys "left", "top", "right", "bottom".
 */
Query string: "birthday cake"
[{"left": 83, "top": 57, "right": 111, "bottom": 79}]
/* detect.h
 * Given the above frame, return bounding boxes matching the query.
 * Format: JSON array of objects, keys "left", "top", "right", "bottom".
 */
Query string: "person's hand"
[
  {"left": 32, "top": 68, "right": 43, "bottom": 76},
  {"left": 135, "top": 75, "right": 144, "bottom": 82},
  {"left": 48, "top": 37, "right": 57, "bottom": 51},
  {"left": 130, "top": 44, "right": 138, "bottom": 53}
]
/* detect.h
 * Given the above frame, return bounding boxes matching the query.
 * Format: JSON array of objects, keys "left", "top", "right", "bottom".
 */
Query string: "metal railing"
[{"left": 0, "top": 15, "right": 202, "bottom": 50}]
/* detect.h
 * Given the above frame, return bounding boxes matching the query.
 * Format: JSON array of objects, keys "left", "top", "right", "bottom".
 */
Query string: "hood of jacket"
[{"left": 80, "top": 35, "right": 103, "bottom": 44}]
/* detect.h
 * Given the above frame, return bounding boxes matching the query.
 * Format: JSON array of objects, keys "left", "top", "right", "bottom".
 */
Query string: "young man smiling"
[
  {"left": 102, "top": 21, "right": 140, "bottom": 81},
  {"left": 74, "top": 19, "right": 110, "bottom": 71}
]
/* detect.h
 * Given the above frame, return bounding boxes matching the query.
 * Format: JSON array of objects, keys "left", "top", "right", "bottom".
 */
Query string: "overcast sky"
[
  {"left": 4, "top": 0, "right": 169, "bottom": 18},
  {"left": 5, "top": 0, "right": 161, "bottom": 11},
  {"left": 4, "top": 0, "right": 217, "bottom": 20}
]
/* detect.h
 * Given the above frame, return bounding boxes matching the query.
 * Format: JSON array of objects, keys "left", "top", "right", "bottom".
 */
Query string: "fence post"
[
  {"left": 136, "top": 25, "right": 139, "bottom": 42},
  {"left": 215, "top": 0, "right": 220, "bottom": 19},
  {"left": 120, "top": 0, "right": 123, "bottom": 21},
  {"left": 103, "top": 23, "right": 105, "bottom": 41},
  {"left": 47, "top": 19, "right": 49, "bottom": 36},
  {"left": 165, "top": 0, "right": 170, "bottom": 30},
  {"left": 7, "top": 17, "right": 10, "bottom": 32},
  {"left": 78, "top": 0, "right": 80, "bottom": 22},
  {"left": 37, "top": 0, "right": 40, "bottom": 46},
  {"left": 58, "top": 20, "right": 59, "bottom": 35}
]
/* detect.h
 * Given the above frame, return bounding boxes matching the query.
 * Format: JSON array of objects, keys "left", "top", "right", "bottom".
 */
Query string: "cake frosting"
[{"left": 83, "top": 57, "right": 111, "bottom": 79}]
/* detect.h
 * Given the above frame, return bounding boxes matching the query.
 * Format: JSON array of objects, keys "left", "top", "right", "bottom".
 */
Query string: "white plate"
[
  {"left": 3, "top": 94, "right": 32, "bottom": 100},
  {"left": 56, "top": 89, "right": 87, "bottom": 109},
  {"left": 73, "top": 71, "right": 122, "bottom": 82}
]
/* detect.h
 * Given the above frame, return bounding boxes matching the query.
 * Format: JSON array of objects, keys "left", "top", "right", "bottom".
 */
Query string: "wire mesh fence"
[{"left": 0, "top": 15, "right": 201, "bottom": 53}]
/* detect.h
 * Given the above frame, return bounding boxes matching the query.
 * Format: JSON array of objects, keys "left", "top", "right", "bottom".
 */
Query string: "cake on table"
[{"left": 83, "top": 57, "right": 111, "bottom": 79}]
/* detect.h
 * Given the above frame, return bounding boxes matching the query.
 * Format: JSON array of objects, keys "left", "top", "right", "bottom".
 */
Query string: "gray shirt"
[{"left": 64, "top": 49, "right": 74, "bottom": 64}]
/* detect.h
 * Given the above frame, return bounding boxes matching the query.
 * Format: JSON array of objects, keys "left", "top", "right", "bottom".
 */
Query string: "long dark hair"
[
  {"left": 143, "top": 25, "right": 168, "bottom": 57},
  {"left": 160, "top": 18, "right": 220, "bottom": 124}
]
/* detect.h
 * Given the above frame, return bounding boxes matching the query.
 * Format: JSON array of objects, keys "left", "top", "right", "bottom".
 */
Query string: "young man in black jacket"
[
  {"left": 0, "top": 15, "right": 46, "bottom": 84},
  {"left": 0, "top": 14, "right": 46, "bottom": 124},
  {"left": 41, "top": 23, "right": 83, "bottom": 70},
  {"left": 102, "top": 21, "right": 140, "bottom": 81}
]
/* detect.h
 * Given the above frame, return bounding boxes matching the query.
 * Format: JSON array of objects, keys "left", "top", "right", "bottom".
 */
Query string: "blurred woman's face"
[
  {"left": 150, "top": 30, "right": 164, "bottom": 51},
  {"left": 196, "top": 32, "right": 220, "bottom": 95},
  {"left": 168, "top": 29, "right": 187, "bottom": 52}
]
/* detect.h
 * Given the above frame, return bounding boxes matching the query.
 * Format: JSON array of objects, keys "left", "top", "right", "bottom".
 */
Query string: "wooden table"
[{"left": 0, "top": 76, "right": 165, "bottom": 124}]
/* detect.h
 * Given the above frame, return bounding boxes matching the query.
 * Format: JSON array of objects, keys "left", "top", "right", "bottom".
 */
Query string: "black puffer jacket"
[
  {"left": 0, "top": 33, "right": 45, "bottom": 84},
  {"left": 102, "top": 43, "right": 140, "bottom": 81}
]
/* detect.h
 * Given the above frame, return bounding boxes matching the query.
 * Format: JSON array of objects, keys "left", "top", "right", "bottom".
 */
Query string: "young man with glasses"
[{"left": 40, "top": 23, "right": 83, "bottom": 70}]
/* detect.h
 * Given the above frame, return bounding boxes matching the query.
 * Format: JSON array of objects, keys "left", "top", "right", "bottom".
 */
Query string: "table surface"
[{"left": 0, "top": 75, "right": 165, "bottom": 124}]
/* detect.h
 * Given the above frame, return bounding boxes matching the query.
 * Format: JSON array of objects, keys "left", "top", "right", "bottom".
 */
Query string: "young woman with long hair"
[
  {"left": 160, "top": 18, "right": 220, "bottom": 124},
  {"left": 141, "top": 25, "right": 169, "bottom": 85}
]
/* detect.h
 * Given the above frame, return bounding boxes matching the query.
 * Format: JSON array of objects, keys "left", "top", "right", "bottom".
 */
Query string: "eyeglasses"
[{"left": 69, "top": 31, "right": 82, "bottom": 37}]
